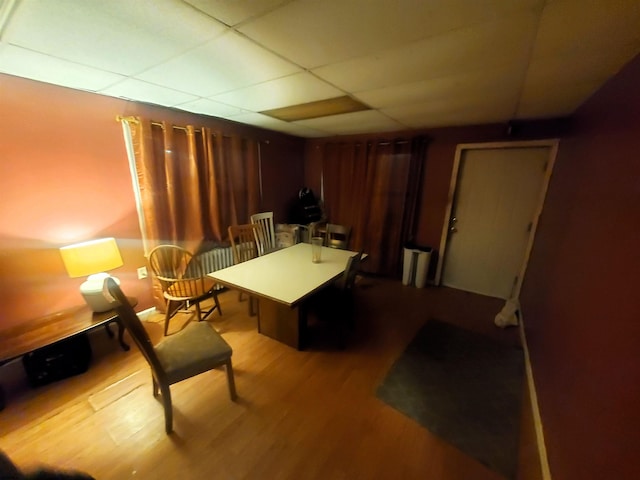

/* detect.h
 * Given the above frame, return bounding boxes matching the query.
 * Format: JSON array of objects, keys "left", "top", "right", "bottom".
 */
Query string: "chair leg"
[
  {"left": 163, "top": 301, "right": 173, "bottom": 336},
  {"left": 152, "top": 376, "right": 159, "bottom": 397},
  {"left": 225, "top": 358, "right": 237, "bottom": 401},
  {"left": 213, "top": 292, "right": 222, "bottom": 316},
  {"left": 195, "top": 301, "right": 202, "bottom": 321},
  {"left": 159, "top": 383, "right": 173, "bottom": 434}
]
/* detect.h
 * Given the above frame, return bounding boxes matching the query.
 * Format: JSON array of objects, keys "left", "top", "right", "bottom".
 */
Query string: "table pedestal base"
[{"left": 257, "top": 298, "right": 307, "bottom": 350}]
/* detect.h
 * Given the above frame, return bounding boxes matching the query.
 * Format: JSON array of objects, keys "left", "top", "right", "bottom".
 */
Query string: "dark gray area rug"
[{"left": 376, "top": 319, "right": 524, "bottom": 479}]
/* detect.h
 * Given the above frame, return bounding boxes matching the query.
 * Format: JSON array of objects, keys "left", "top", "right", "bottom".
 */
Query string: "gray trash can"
[{"left": 402, "top": 244, "right": 432, "bottom": 288}]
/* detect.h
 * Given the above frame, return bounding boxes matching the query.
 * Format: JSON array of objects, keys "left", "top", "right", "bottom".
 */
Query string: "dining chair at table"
[
  {"left": 228, "top": 224, "right": 259, "bottom": 315},
  {"left": 250, "top": 211, "right": 278, "bottom": 256},
  {"left": 325, "top": 223, "right": 352, "bottom": 249},
  {"left": 149, "top": 244, "right": 222, "bottom": 336},
  {"left": 103, "top": 278, "right": 236, "bottom": 434},
  {"left": 309, "top": 250, "right": 364, "bottom": 349}
]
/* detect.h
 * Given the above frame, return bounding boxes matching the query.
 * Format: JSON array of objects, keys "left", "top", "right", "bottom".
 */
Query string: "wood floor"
[{"left": 0, "top": 277, "right": 532, "bottom": 480}]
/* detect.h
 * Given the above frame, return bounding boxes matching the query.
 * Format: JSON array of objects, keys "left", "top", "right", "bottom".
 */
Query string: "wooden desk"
[
  {"left": 0, "top": 299, "right": 136, "bottom": 367},
  {"left": 208, "top": 243, "right": 360, "bottom": 349}
]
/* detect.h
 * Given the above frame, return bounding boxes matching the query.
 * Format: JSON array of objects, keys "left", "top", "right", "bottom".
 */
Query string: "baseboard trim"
[
  {"left": 136, "top": 306, "right": 156, "bottom": 321},
  {"left": 519, "top": 313, "right": 553, "bottom": 480}
]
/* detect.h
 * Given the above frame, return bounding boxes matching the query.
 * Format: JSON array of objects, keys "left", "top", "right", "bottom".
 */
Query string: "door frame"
[{"left": 434, "top": 139, "right": 559, "bottom": 298}]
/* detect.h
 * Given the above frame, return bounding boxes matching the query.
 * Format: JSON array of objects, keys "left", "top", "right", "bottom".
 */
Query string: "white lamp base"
[{"left": 80, "top": 273, "right": 120, "bottom": 313}]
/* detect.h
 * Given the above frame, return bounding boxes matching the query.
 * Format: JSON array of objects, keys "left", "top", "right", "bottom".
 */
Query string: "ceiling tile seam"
[
  {"left": 0, "top": 0, "right": 19, "bottom": 41},
  {"left": 511, "top": 4, "right": 547, "bottom": 120},
  {"left": 0, "top": 43, "right": 130, "bottom": 89}
]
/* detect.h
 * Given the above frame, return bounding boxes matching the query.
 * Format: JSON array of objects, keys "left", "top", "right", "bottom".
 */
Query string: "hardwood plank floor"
[{"left": 1, "top": 277, "right": 527, "bottom": 479}]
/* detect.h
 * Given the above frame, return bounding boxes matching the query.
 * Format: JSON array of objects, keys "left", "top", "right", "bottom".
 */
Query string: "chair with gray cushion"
[{"left": 103, "top": 277, "right": 236, "bottom": 434}]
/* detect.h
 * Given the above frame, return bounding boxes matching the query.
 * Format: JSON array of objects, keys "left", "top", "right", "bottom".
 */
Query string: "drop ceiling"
[{"left": 0, "top": 0, "right": 638, "bottom": 138}]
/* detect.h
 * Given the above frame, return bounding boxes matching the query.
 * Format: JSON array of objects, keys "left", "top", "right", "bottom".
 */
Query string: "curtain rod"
[
  {"left": 116, "top": 115, "right": 201, "bottom": 133},
  {"left": 117, "top": 116, "right": 271, "bottom": 141}
]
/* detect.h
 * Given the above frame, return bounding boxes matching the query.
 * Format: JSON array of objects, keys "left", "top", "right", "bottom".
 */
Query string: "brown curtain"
[
  {"left": 124, "top": 117, "right": 261, "bottom": 305},
  {"left": 321, "top": 136, "right": 428, "bottom": 276}
]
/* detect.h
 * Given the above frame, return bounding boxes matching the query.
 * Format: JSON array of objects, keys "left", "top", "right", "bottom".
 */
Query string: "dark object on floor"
[
  {"left": 0, "top": 450, "right": 95, "bottom": 479},
  {"left": 22, "top": 334, "right": 92, "bottom": 388},
  {"left": 376, "top": 319, "right": 524, "bottom": 479}
]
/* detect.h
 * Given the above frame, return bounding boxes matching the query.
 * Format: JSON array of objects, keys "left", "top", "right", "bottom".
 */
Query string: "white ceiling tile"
[
  {"left": 3, "top": 0, "right": 226, "bottom": 75},
  {"left": 297, "top": 110, "right": 406, "bottom": 135},
  {"left": 175, "top": 98, "right": 249, "bottom": 118},
  {"left": 0, "top": 45, "right": 125, "bottom": 91},
  {"left": 312, "top": 11, "right": 537, "bottom": 92},
  {"left": 516, "top": 79, "right": 604, "bottom": 118},
  {"left": 533, "top": 0, "right": 640, "bottom": 59},
  {"left": 183, "top": 0, "right": 290, "bottom": 27},
  {"left": 100, "top": 78, "right": 198, "bottom": 107},
  {"left": 231, "top": 112, "right": 332, "bottom": 137},
  {"left": 0, "top": 0, "right": 636, "bottom": 137},
  {"left": 355, "top": 66, "right": 523, "bottom": 109},
  {"left": 136, "top": 30, "right": 301, "bottom": 97},
  {"left": 383, "top": 90, "right": 516, "bottom": 128},
  {"left": 239, "top": 0, "right": 544, "bottom": 68},
  {"left": 522, "top": 46, "right": 639, "bottom": 96},
  {"left": 210, "top": 72, "right": 344, "bottom": 111}
]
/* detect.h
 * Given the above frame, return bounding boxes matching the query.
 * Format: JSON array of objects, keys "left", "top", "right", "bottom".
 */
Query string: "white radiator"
[{"left": 197, "top": 246, "right": 234, "bottom": 274}]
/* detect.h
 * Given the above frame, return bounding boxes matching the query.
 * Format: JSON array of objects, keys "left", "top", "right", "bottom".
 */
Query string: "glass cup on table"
[{"left": 311, "top": 237, "right": 323, "bottom": 263}]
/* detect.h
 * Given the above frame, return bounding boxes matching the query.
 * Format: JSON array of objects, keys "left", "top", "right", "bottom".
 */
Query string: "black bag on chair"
[{"left": 22, "top": 334, "right": 92, "bottom": 387}]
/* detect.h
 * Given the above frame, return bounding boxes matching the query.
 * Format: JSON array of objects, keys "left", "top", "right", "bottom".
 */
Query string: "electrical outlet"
[{"left": 137, "top": 266, "right": 148, "bottom": 279}]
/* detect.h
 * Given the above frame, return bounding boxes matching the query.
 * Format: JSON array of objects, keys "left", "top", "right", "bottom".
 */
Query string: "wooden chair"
[
  {"left": 148, "top": 245, "right": 222, "bottom": 336},
  {"left": 325, "top": 223, "right": 352, "bottom": 249},
  {"left": 103, "top": 278, "right": 236, "bottom": 434},
  {"left": 228, "top": 224, "right": 259, "bottom": 315},
  {"left": 250, "top": 211, "right": 278, "bottom": 256},
  {"left": 309, "top": 251, "right": 363, "bottom": 349}
]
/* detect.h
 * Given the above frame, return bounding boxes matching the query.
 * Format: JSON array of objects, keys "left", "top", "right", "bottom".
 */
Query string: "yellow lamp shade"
[
  {"left": 60, "top": 237, "right": 123, "bottom": 278},
  {"left": 60, "top": 237, "right": 124, "bottom": 312}
]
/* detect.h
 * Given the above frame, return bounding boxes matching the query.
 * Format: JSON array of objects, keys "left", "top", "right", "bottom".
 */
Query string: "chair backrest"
[
  {"left": 250, "top": 211, "right": 277, "bottom": 256},
  {"left": 103, "top": 278, "right": 166, "bottom": 381},
  {"left": 148, "top": 245, "right": 209, "bottom": 300},
  {"left": 228, "top": 224, "right": 259, "bottom": 264},
  {"left": 335, "top": 251, "right": 363, "bottom": 292},
  {"left": 326, "top": 223, "right": 352, "bottom": 249}
]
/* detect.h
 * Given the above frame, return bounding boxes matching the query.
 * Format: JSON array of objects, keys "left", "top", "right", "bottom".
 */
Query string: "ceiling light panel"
[
  {"left": 0, "top": 44, "right": 125, "bottom": 92},
  {"left": 261, "top": 96, "right": 369, "bottom": 122},
  {"left": 230, "top": 112, "right": 332, "bottom": 138},
  {"left": 312, "top": 11, "right": 537, "bottom": 93},
  {"left": 136, "top": 30, "right": 301, "bottom": 97},
  {"left": 297, "top": 110, "right": 406, "bottom": 135},
  {"left": 3, "top": 0, "right": 226, "bottom": 75},
  {"left": 210, "top": 72, "right": 344, "bottom": 112}
]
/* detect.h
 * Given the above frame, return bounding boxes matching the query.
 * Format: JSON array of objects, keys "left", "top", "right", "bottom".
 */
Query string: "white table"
[{"left": 208, "top": 243, "right": 360, "bottom": 349}]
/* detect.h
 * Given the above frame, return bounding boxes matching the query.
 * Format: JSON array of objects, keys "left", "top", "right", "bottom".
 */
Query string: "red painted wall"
[
  {"left": 0, "top": 74, "right": 304, "bottom": 330},
  {"left": 520, "top": 53, "right": 640, "bottom": 479}
]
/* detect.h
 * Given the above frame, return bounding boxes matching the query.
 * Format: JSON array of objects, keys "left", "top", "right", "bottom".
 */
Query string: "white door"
[{"left": 440, "top": 145, "right": 553, "bottom": 299}]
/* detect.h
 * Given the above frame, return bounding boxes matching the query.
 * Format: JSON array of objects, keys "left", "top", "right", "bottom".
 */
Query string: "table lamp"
[{"left": 60, "top": 237, "right": 124, "bottom": 313}]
